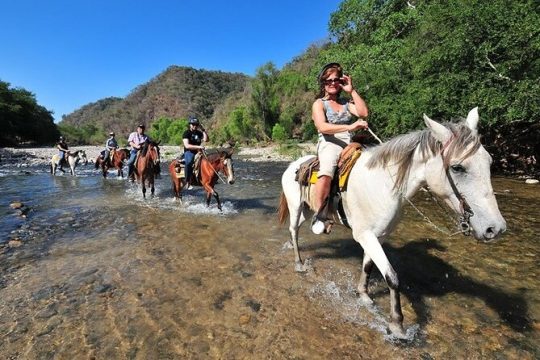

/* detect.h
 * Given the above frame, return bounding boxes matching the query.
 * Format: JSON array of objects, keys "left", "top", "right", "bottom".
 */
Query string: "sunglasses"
[{"left": 323, "top": 78, "right": 343, "bottom": 86}]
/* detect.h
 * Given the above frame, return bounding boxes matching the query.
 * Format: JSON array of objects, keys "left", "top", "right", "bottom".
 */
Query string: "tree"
[
  {"left": 250, "top": 62, "right": 280, "bottom": 139},
  {"left": 0, "top": 80, "right": 59, "bottom": 146}
]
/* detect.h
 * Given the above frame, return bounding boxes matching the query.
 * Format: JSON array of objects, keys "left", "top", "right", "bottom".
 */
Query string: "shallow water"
[{"left": 0, "top": 159, "right": 538, "bottom": 359}]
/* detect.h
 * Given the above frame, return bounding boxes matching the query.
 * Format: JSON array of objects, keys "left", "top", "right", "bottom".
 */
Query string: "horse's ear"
[
  {"left": 423, "top": 114, "right": 452, "bottom": 144},
  {"left": 465, "top": 107, "right": 479, "bottom": 136}
]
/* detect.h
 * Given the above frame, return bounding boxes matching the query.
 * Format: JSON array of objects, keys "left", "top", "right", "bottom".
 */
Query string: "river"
[{"left": 0, "top": 157, "right": 538, "bottom": 359}]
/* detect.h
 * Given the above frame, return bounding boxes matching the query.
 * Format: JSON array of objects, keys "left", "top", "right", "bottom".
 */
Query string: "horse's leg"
[
  {"left": 289, "top": 202, "right": 308, "bottom": 272},
  {"left": 213, "top": 190, "right": 221, "bottom": 211},
  {"left": 202, "top": 181, "right": 222, "bottom": 211},
  {"left": 150, "top": 178, "right": 155, "bottom": 197},
  {"left": 69, "top": 160, "right": 75, "bottom": 176},
  {"left": 171, "top": 177, "right": 182, "bottom": 201},
  {"left": 357, "top": 254, "right": 375, "bottom": 304},
  {"left": 141, "top": 174, "right": 147, "bottom": 199},
  {"left": 353, "top": 229, "right": 406, "bottom": 339}
]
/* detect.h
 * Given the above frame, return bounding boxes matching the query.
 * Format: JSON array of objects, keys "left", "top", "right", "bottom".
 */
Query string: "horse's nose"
[
  {"left": 228, "top": 179, "right": 235, "bottom": 185},
  {"left": 483, "top": 221, "right": 506, "bottom": 241}
]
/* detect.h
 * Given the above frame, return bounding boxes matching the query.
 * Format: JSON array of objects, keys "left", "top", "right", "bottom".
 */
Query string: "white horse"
[
  {"left": 278, "top": 108, "right": 506, "bottom": 338},
  {"left": 51, "top": 150, "right": 88, "bottom": 176}
]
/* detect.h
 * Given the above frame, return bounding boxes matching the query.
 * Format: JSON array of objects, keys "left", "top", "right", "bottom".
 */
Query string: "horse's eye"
[{"left": 450, "top": 164, "right": 466, "bottom": 173}]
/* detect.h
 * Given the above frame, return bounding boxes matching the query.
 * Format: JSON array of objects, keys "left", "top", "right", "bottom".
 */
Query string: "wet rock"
[
  {"left": 525, "top": 178, "right": 538, "bottom": 184},
  {"left": 239, "top": 253, "right": 252, "bottom": 262},
  {"left": 8, "top": 239, "right": 23, "bottom": 248},
  {"left": 239, "top": 314, "right": 251, "bottom": 325},
  {"left": 17, "top": 207, "right": 31, "bottom": 217},
  {"left": 192, "top": 339, "right": 210, "bottom": 354},
  {"left": 213, "top": 290, "right": 232, "bottom": 310},
  {"left": 10, "top": 202, "right": 24, "bottom": 209},
  {"left": 245, "top": 299, "right": 261, "bottom": 312},
  {"left": 32, "top": 287, "right": 58, "bottom": 301},
  {"left": 94, "top": 283, "right": 114, "bottom": 294},
  {"left": 35, "top": 304, "right": 58, "bottom": 319}
]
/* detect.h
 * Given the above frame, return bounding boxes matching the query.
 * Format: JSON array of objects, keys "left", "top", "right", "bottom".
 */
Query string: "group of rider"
[
  {"left": 56, "top": 116, "right": 208, "bottom": 188},
  {"left": 56, "top": 62, "right": 366, "bottom": 229}
]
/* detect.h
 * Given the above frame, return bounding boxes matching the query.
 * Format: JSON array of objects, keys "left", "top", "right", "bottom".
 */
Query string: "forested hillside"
[
  {"left": 0, "top": 80, "right": 59, "bottom": 146},
  {"left": 210, "top": 0, "right": 539, "bottom": 175},
  {"left": 59, "top": 66, "right": 249, "bottom": 144}
]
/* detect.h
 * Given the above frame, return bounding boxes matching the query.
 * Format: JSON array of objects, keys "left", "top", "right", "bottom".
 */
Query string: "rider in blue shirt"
[
  {"left": 102, "top": 132, "right": 118, "bottom": 165},
  {"left": 56, "top": 136, "right": 69, "bottom": 168}
]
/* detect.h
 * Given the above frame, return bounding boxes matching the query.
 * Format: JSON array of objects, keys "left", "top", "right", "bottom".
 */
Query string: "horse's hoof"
[
  {"left": 282, "top": 241, "right": 293, "bottom": 250},
  {"left": 294, "top": 259, "right": 313, "bottom": 273},
  {"left": 295, "top": 262, "right": 308, "bottom": 273},
  {"left": 388, "top": 322, "right": 407, "bottom": 340},
  {"left": 358, "top": 293, "right": 374, "bottom": 305}
]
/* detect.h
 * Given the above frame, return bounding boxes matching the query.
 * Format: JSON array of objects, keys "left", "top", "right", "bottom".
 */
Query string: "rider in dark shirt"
[{"left": 182, "top": 117, "right": 208, "bottom": 189}]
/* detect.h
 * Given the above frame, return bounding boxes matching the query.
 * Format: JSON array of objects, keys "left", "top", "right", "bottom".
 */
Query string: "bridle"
[
  {"left": 202, "top": 150, "right": 232, "bottom": 184},
  {"left": 441, "top": 137, "right": 474, "bottom": 236}
]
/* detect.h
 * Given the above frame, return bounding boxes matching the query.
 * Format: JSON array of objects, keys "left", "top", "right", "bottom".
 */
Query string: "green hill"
[{"left": 59, "top": 66, "right": 249, "bottom": 142}]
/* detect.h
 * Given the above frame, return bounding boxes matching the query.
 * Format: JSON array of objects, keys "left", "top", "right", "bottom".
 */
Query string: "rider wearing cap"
[
  {"left": 56, "top": 136, "right": 69, "bottom": 168},
  {"left": 103, "top": 131, "right": 118, "bottom": 165},
  {"left": 126, "top": 124, "right": 149, "bottom": 179},
  {"left": 182, "top": 117, "right": 208, "bottom": 189}
]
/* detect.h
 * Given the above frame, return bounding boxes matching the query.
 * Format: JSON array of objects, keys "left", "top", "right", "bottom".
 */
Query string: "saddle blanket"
[{"left": 296, "top": 142, "right": 362, "bottom": 191}]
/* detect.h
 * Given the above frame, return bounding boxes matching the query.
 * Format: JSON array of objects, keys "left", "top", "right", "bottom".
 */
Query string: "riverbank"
[
  {"left": 1, "top": 144, "right": 537, "bottom": 183},
  {"left": 0, "top": 143, "right": 318, "bottom": 167}
]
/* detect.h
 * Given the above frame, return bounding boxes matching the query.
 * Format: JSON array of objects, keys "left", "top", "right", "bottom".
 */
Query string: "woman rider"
[{"left": 311, "top": 63, "right": 369, "bottom": 233}]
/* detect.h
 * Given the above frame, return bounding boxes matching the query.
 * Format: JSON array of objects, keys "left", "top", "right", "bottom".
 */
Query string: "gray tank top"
[
  {"left": 317, "top": 99, "right": 353, "bottom": 146},
  {"left": 322, "top": 99, "right": 353, "bottom": 125}
]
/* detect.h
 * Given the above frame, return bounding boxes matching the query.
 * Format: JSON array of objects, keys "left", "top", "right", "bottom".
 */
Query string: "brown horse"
[
  {"left": 94, "top": 148, "right": 130, "bottom": 178},
  {"left": 169, "top": 148, "right": 235, "bottom": 211},
  {"left": 135, "top": 141, "right": 161, "bottom": 198}
]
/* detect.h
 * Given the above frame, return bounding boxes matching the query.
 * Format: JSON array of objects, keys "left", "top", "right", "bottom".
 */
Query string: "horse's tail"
[
  {"left": 94, "top": 159, "right": 99, "bottom": 169},
  {"left": 277, "top": 192, "right": 289, "bottom": 225}
]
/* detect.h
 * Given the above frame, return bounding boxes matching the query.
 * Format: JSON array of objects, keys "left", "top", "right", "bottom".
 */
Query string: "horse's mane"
[
  {"left": 204, "top": 147, "right": 233, "bottom": 162},
  {"left": 141, "top": 141, "right": 160, "bottom": 157},
  {"left": 366, "top": 122, "right": 481, "bottom": 193}
]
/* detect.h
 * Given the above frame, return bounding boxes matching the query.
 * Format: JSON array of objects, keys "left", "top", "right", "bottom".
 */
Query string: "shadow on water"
[
  {"left": 229, "top": 196, "right": 278, "bottom": 214},
  {"left": 303, "top": 237, "right": 531, "bottom": 333}
]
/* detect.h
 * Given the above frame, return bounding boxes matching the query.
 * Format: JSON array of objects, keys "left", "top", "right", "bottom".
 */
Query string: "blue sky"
[{"left": 1, "top": 0, "right": 342, "bottom": 122}]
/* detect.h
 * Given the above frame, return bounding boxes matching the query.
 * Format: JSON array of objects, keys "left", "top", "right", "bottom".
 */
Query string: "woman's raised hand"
[{"left": 341, "top": 74, "right": 354, "bottom": 93}]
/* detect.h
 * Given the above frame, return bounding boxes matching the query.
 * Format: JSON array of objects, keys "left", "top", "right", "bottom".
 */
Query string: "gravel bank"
[{"left": 0, "top": 143, "right": 317, "bottom": 166}]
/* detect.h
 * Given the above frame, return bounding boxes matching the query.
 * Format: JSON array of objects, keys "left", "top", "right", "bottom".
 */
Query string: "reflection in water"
[{"left": 0, "top": 161, "right": 538, "bottom": 358}]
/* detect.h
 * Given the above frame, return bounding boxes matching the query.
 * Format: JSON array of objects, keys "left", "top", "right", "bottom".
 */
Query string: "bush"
[{"left": 272, "top": 123, "right": 288, "bottom": 142}]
